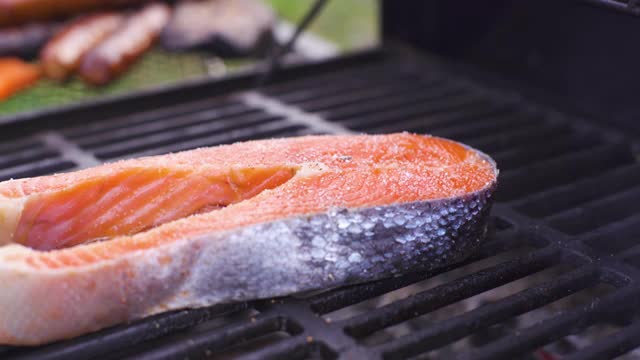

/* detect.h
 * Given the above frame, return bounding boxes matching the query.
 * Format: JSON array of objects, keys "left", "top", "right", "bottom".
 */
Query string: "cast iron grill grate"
[
  {"left": 0, "top": 137, "right": 75, "bottom": 181},
  {"left": 61, "top": 99, "right": 314, "bottom": 160},
  {"left": 0, "top": 52, "right": 639, "bottom": 359}
]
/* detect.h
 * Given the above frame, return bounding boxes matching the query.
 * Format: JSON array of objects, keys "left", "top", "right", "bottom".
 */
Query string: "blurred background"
[{"left": 0, "top": 0, "right": 379, "bottom": 116}]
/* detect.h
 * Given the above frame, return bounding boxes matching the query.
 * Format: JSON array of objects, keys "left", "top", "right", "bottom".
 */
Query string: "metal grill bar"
[
  {"left": 99, "top": 120, "right": 304, "bottom": 160},
  {"left": 296, "top": 78, "right": 447, "bottom": 113},
  {"left": 583, "top": 213, "right": 640, "bottom": 254},
  {"left": 88, "top": 113, "right": 283, "bottom": 158},
  {"left": 497, "top": 144, "right": 633, "bottom": 201},
  {"left": 366, "top": 103, "right": 518, "bottom": 135},
  {"left": 62, "top": 99, "right": 243, "bottom": 138},
  {"left": 70, "top": 105, "right": 255, "bottom": 148},
  {"left": 234, "top": 336, "right": 317, "bottom": 360},
  {"left": 376, "top": 266, "right": 599, "bottom": 359},
  {"left": 0, "top": 147, "right": 57, "bottom": 169},
  {"left": 429, "top": 113, "right": 537, "bottom": 142},
  {"left": 330, "top": 91, "right": 482, "bottom": 124},
  {"left": 466, "top": 123, "right": 571, "bottom": 154},
  {"left": 40, "top": 132, "right": 100, "bottom": 168},
  {"left": 340, "top": 248, "right": 559, "bottom": 337},
  {"left": 456, "top": 286, "right": 640, "bottom": 360},
  {"left": 0, "top": 158, "right": 75, "bottom": 182},
  {"left": 491, "top": 133, "right": 599, "bottom": 171},
  {"left": 126, "top": 316, "right": 302, "bottom": 360},
  {"left": 243, "top": 92, "right": 352, "bottom": 135},
  {"left": 546, "top": 184, "right": 640, "bottom": 234},
  {"left": 0, "top": 138, "right": 41, "bottom": 152},
  {"left": 136, "top": 124, "right": 310, "bottom": 160},
  {"left": 562, "top": 320, "right": 640, "bottom": 360},
  {"left": 511, "top": 163, "right": 640, "bottom": 217},
  {"left": 8, "top": 305, "right": 246, "bottom": 360}
]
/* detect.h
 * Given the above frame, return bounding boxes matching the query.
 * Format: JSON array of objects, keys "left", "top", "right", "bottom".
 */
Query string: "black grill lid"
[{"left": 1, "top": 51, "right": 639, "bottom": 360}]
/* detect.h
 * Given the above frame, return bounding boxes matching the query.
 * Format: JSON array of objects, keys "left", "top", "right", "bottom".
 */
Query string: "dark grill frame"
[
  {"left": 585, "top": 0, "right": 640, "bottom": 15},
  {"left": 1, "top": 49, "right": 639, "bottom": 359}
]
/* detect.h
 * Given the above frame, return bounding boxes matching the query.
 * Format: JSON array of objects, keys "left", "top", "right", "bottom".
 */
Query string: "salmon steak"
[{"left": 0, "top": 133, "right": 498, "bottom": 345}]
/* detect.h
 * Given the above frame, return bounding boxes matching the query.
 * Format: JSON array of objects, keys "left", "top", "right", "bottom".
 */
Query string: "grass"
[{"left": 266, "top": 0, "right": 379, "bottom": 50}]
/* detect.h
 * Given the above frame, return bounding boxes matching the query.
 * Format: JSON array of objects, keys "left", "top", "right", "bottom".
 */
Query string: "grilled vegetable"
[
  {"left": 78, "top": 2, "right": 171, "bottom": 85},
  {"left": 0, "top": 57, "right": 40, "bottom": 100}
]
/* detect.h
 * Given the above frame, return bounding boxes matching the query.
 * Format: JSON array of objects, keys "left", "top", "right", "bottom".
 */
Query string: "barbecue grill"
[{"left": 1, "top": 1, "right": 640, "bottom": 359}]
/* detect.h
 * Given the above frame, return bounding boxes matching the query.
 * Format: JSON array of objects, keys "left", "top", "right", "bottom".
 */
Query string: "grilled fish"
[{"left": 0, "top": 133, "right": 498, "bottom": 345}]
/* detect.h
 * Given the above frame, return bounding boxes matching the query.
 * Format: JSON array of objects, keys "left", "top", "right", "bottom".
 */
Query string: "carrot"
[{"left": 0, "top": 57, "right": 41, "bottom": 101}]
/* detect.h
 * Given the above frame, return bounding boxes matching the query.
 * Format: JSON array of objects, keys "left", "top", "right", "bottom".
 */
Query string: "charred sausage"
[
  {"left": 78, "top": 3, "right": 171, "bottom": 85},
  {"left": 40, "top": 13, "right": 123, "bottom": 80}
]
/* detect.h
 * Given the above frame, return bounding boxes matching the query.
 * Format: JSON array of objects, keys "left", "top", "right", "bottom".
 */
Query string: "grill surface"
[{"left": 1, "top": 51, "right": 639, "bottom": 359}]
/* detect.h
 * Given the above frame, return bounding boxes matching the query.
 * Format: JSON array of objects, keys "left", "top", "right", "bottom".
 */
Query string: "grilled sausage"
[
  {"left": 78, "top": 3, "right": 171, "bottom": 85},
  {"left": 0, "top": 22, "right": 61, "bottom": 59},
  {"left": 40, "top": 13, "right": 123, "bottom": 81},
  {"left": 0, "top": 0, "right": 148, "bottom": 27}
]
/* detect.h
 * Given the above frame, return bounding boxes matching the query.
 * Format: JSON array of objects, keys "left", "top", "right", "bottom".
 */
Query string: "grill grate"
[
  {"left": 1, "top": 52, "right": 639, "bottom": 359},
  {"left": 0, "top": 137, "right": 75, "bottom": 181},
  {"left": 62, "top": 99, "right": 311, "bottom": 160}
]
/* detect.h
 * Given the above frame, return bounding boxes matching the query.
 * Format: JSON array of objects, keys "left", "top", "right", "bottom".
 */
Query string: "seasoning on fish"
[
  {"left": 40, "top": 13, "right": 123, "bottom": 80},
  {"left": 0, "top": 57, "right": 41, "bottom": 100},
  {"left": 78, "top": 2, "right": 171, "bottom": 85},
  {"left": 0, "top": 133, "right": 498, "bottom": 345}
]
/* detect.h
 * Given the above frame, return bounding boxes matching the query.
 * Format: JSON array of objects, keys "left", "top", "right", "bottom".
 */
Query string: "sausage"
[
  {"left": 78, "top": 3, "right": 171, "bottom": 86},
  {"left": 0, "top": 0, "right": 148, "bottom": 27},
  {"left": 0, "top": 22, "right": 61, "bottom": 59},
  {"left": 40, "top": 13, "right": 123, "bottom": 80},
  {"left": 0, "top": 57, "right": 41, "bottom": 100}
]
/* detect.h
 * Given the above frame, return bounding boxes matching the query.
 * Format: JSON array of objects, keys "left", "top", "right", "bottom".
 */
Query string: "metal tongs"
[{"left": 256, "top": 0, "right": 329, "bottom": 87}]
